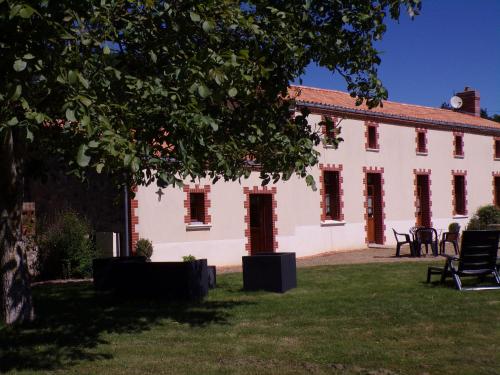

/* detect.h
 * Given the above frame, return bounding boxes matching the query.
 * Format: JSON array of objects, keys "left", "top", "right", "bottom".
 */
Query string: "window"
[
  {"left": 189, "top": 193, "right": 205, "bottom": 223},
  {"left": 368, "top": 126, "right": 377, "bottom": 149},
  {"left": 416, "top": 131, "right": 427, "bottom": 154},
  {"left": 325, "top": 121, "right": 336, "bottom": 143},
  {"left": 495, "top": 139, "right": 500, "bottom": 159},
  {"left": 454, "top": 134, "right": 464, "bottom": 157},
  {"left": 322, "top": 116, "right": 338, "bottom": 146},
  {"left": 453, "top": 174, "right": 466, "bottom": 215},
  {"left": 323, "top": 171, "right": 341, "bottom": 220},
  {"left": 495, "top": 176, "right": 500, "bottom": 207},
  {"left": 184, "top": 185, "right": 211, "bottom": 227}
]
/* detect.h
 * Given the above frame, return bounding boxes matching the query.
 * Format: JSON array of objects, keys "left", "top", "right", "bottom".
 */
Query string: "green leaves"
[
  {"left": 19, "top": 5, "right": 35, "bottom": 19},
  {"left": 189, "top": 12, "right": 200, "bottom": 22},
  {"left": 11, "top": 85, "right": 22, "bottom": 101},
  {"left": 65, "top": 109, "right": 76, "bottom": 122},
  {"left": 76, "top": 145, "right": 91, "bottom": 167},
  {"left": 13, "top": 59, "right": 27, "bottom": 72},
  {"left": 202, "top": 20, "right": 214, "bottom": 33},
  {"left": 197, "top": 84, "right": 211, "bottom": 98},
  {"left": 0, "top": 0, "right": 419, "bottom": 193}
]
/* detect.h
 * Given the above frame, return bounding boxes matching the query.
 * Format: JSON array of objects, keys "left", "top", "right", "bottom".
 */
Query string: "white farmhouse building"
[{"left": 129, "top": 86, "right": 500, "bottom": 266}]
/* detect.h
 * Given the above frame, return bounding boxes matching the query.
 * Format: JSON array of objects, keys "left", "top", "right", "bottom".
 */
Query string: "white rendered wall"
[{"left": 136, "top": 112, "right": 500, "bottom": 266}]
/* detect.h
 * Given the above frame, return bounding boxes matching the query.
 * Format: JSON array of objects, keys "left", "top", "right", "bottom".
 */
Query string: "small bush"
[
  {"left": 135, "top": 238, "right": 153, "bottom": 259},
  {"left": 448, "top": 222, "right": 460, "bottom": 233},
  {"left": 37, "top": 211, "right": 95, "bottom": 280},
  {"left": 466, "top": 205, "right": 500, "bottom": 230},
  {"left": 182, "top": 254, "right": 196, "bottom": 262}
]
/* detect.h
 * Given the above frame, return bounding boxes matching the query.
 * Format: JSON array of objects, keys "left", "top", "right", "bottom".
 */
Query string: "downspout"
[{"left": 123, "top": 184, "right": 131, "bottom": 257}]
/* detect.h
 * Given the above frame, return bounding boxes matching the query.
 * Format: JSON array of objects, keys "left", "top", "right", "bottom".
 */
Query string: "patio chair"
[
  {"left": 427, "top": 230, "right": 500, "bottom": 291},
  {"left": 414, "top": 227, "right": 438, "bottom": 257},
  {"left": 409, "top": 226, "right": 423, "bottom": 241},
  {"left": 392, "top": 229, "right": 414, "bottom": 257},
  {"left": 439, "top": 231, "right": 460, "bottom": 255}
]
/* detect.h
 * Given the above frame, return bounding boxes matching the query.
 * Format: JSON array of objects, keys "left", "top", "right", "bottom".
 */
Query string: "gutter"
[{"left": 296, "top": 101, "right": 500, "bottom": 136}]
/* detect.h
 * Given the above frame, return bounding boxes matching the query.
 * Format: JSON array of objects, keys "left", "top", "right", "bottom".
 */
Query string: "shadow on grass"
[{"left": 0, "top": 281, "right": 251, "bottom": 373}]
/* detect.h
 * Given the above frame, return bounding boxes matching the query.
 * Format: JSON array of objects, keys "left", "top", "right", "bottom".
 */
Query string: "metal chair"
[{"left": 414, "top": 227, "right": 438, "bottom": 257}]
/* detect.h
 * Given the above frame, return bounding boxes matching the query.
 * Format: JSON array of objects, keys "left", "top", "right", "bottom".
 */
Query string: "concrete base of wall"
[{"left": 150, "top": 217, "right": 469, "bottom": 266}]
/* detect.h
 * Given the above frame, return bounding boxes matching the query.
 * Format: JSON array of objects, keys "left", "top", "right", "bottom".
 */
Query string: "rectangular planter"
[
  {"left": 92, "top": 256, "right": 146, "bottom": 291},
  {"left": 93, "top": 257, "right": 208, "bottom": 300},
  {"left": 242, "top": 252, "right": 297, "bottom": 293},
  {"left": 208, "top": 265, "right": 216, "bottom": 289}
]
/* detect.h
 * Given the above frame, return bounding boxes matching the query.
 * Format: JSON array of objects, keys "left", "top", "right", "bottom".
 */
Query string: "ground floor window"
[
  {"left": 189, "top": 193, "right": 205, "bottom": 223},
  {"left": 183, "top": 185, "right": 211, "bottom": 225},
  {"left": 324, "top": 171, "right": 341, "bottom": 220},
  {"left": 494, "top": 175, "right": 500, "bottom": 207},
  {"left": 453, "top": 173, "right": 467, "bottom": 215}
]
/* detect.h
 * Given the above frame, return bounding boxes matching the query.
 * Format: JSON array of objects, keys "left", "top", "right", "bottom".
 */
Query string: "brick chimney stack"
[{"left": 456, "top": 87, "right": 480, "bottom": 117}]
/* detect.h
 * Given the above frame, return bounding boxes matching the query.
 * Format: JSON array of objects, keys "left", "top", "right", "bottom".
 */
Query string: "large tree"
[{"left": 0, "top": 0, "right": 420, "bottom": 324}]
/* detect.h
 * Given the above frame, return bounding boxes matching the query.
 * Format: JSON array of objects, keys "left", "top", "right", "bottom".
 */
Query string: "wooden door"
[
  {"left": 416, "top": 175, "right": 430, "bottom": 227},
  {"left": 416, "top": 184, "right": 422, "bottom": 226},
  {"left": 249, "top": 194, "right": 273, "bottom": 254},
  {"left": 366, "top": 173, "right": 384, "bottom": 244},
  {"left": 366, "top": 184, "right": 375, "bottom": 243}
]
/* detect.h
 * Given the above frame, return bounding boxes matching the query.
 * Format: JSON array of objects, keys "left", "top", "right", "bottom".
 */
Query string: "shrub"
[
  {"left": 448, "top": 222, "right": 460, "bottom": 233},
  {"left": 466, "top": 205, "right": 500, "bottom": 230},
  {"left": 182, "top": 254, "right": 196, "bottom": 262},
  {"left": 37, "top": 211, "right": 95, "bottom": 280},
  {"left": 135, "top": 238, "right": 153, "bottom": 260}
]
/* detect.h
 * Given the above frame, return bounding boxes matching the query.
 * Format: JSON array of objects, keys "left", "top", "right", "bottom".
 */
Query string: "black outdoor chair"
[
  {"left": 392, "top": 228, "right": 413, "bottom": 257},
  {"left": 439, "top": 231, "right": 460, "bottom": 255},
  {"left": 409, "top": 226, "right": 423, "bottom": 241},
  {"left": 427, "top": 230, "right": 500, "bottom": 291},
  {"left": 414, "top": 227, "right": 438, "bottom": 257}
]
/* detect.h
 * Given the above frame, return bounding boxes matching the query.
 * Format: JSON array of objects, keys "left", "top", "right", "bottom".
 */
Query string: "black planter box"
[
  {"left": 93, "top": 257, "right": 208, "bottom": 300},
  {"left": 93, "top": 256, "right": 147, "bottom": 291},
  {"left": 208, "top": 265, "right": 216, "bottom": 289},
  {"left": 242, "top": 252, "right": 297, "bottom": 293}
]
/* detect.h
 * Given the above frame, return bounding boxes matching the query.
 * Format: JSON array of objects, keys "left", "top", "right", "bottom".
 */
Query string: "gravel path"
[{"left": 218, "top": 245, "right": 441, "bottom": 274}]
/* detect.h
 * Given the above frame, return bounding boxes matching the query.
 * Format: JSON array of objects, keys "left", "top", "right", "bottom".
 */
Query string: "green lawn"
[{"left": 2, "top": 261, "right": 500, "bottom": 375}]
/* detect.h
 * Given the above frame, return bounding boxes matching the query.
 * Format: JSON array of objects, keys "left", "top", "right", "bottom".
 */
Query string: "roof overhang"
[{"left": 296, "top": 100, "right": 500, "bottom": 136}]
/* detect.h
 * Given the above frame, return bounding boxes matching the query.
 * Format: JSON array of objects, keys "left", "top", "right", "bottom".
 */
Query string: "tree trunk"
[{"left": 0, "top": 127, "right": 34, "bottom": 325}]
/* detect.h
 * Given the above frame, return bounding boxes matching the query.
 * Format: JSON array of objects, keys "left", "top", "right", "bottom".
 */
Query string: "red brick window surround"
[
  {"left": 321, "top": 116, "right": 338, "bottom": 146},
  {"left": 493, "top": 172, "right": 500, "bottom": 207},
  {"left": 319, "top": 164, "right": 344, "bottom": 222},
  {"left": 365, "top": 121, "right": 379, "bottom": 150},
  {"left": 184, "top": 185, "right": 211, "bottom": 226},
  {"left": 362, "top": 166, "right": 386, "bottom": 245},
  {"left": 129, "top": 186, "right": 139, "bottom": 252},
  {"left": 494, "top": 138, "right": 500, "bottom": 160},
  {"left": 416, "top": 128, "right": 428, "bottom": 154},
  {"left": 451, "top": 171, "right": 467, "bottom": 216},
  {"left": 243, "top": 186, "right": 278, "bottom": 254},
  {"left": 453, "top": 132, "right": 464, "bottom": 158},
  {"left": 413, "top": 169, "right": 432, "bottom": 227}
]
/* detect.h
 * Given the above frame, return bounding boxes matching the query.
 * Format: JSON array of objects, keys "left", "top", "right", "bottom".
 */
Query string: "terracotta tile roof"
[{"left": 289, "top": 85, "right": 500, "bottom": 131}]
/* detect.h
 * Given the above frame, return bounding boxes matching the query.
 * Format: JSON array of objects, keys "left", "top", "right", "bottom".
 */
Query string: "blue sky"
[{"left": 297, "top": 1, "right": 500, "bottom": 115}]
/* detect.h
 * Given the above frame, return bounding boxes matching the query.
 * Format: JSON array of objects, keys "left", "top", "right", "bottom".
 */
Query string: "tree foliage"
[
  {"left": 0, "top": 0, "right": 420, "bottom": 324},
  {"left": 466, "top": 205, "right": 500, "bottom": 230},
  {"left": 1, "top": 0, "right": 421, "bottom": 188}
]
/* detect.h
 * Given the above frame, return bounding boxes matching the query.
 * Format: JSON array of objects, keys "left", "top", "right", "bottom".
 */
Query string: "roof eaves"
[{"left": 296, "top": 100, "right": 500, "bottom": 136}]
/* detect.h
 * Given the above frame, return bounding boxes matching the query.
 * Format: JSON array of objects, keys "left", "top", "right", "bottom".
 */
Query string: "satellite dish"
[{"left": 450, "top": 96, "right": 463, "bottom": 109}]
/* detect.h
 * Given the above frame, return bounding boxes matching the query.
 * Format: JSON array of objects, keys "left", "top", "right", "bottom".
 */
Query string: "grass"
[{"left": 1, "top": 261, "right": 500, "bottom": 375}]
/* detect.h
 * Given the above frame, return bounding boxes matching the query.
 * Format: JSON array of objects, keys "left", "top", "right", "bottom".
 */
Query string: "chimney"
[{"left": 456, "top": 87, "right": 480, "bottom": 116}]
